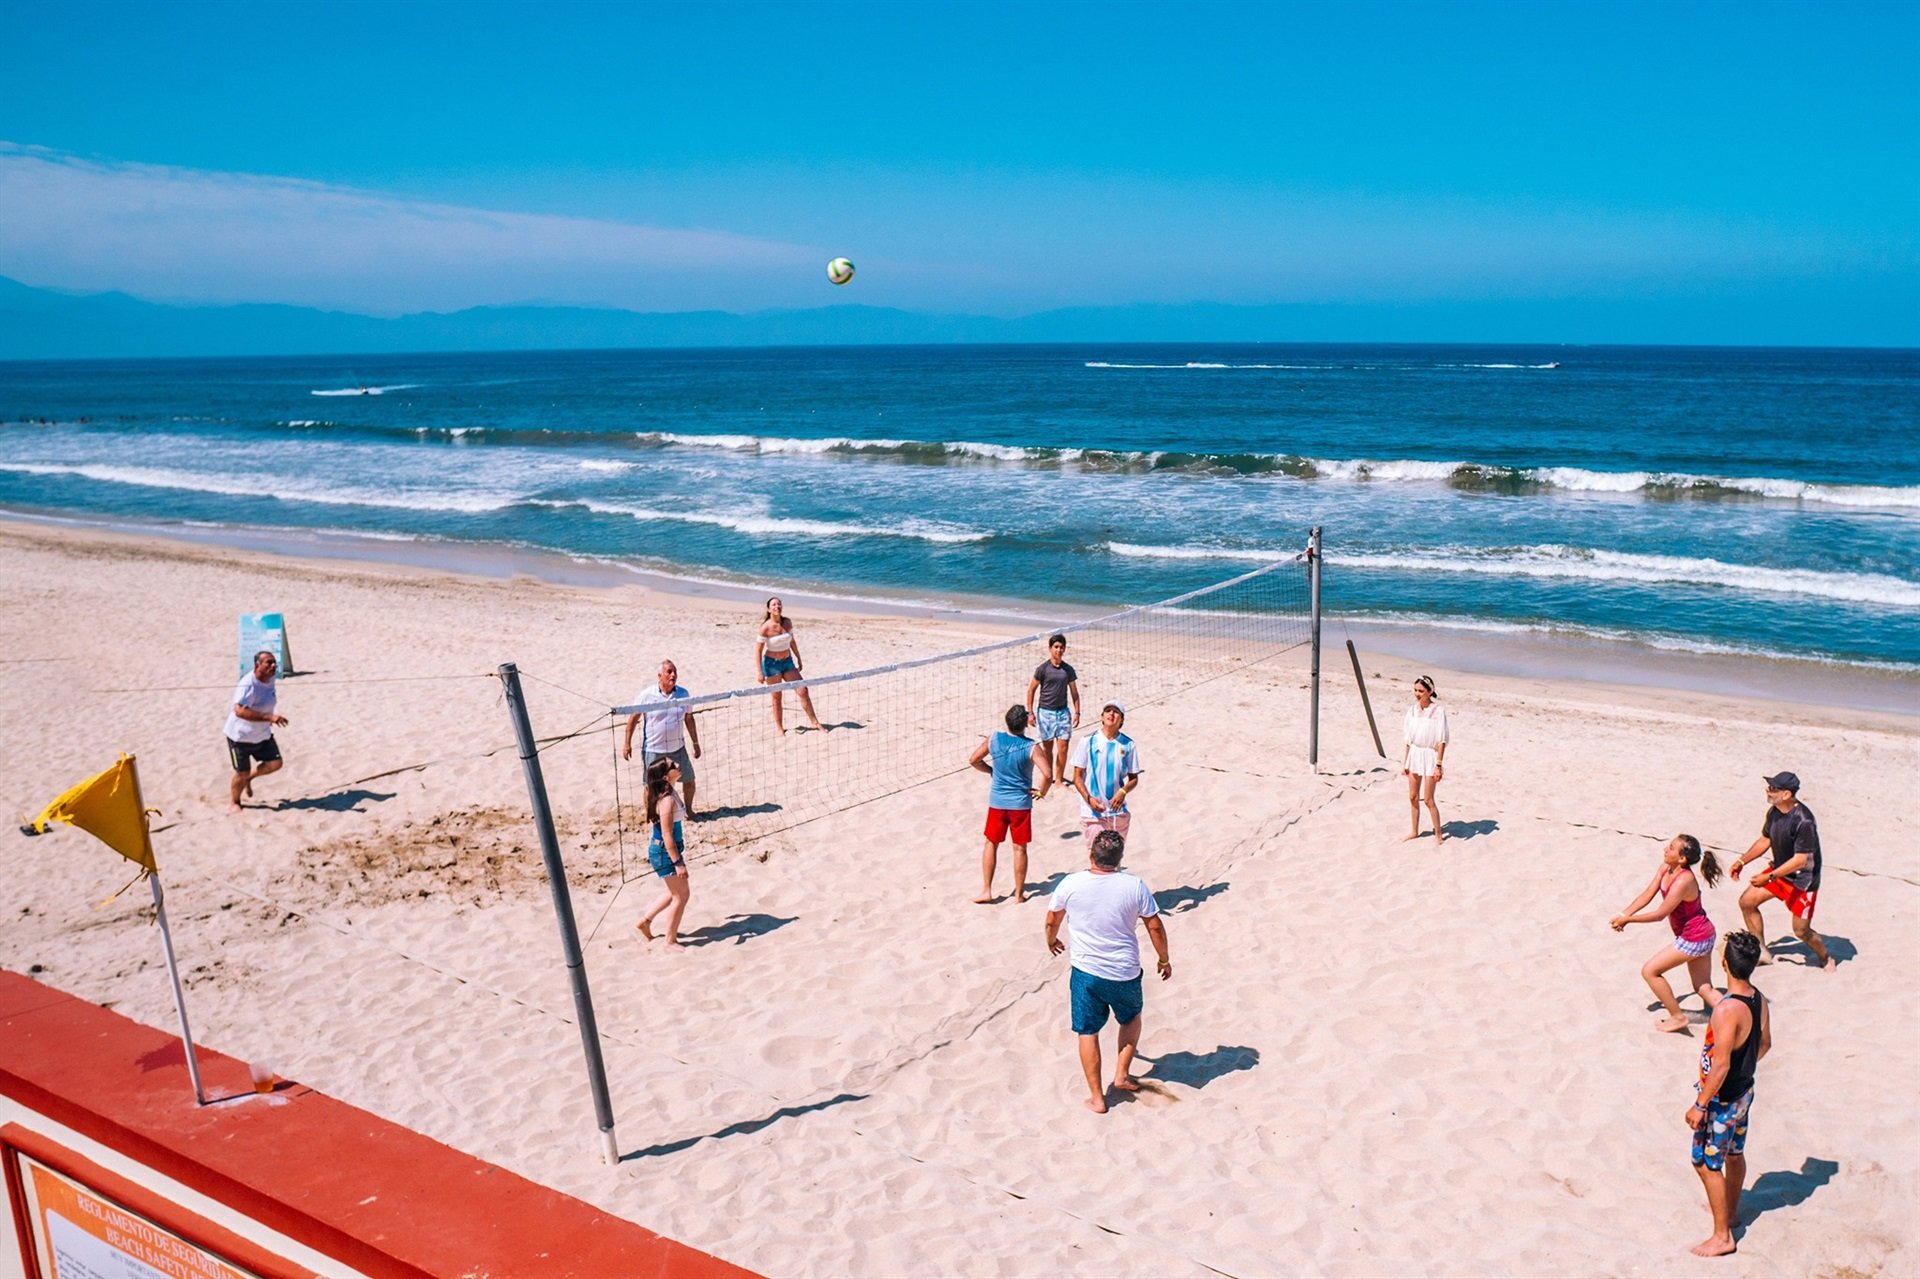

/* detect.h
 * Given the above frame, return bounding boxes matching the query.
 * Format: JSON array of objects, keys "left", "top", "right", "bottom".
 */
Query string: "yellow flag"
[{"left": 21, "top": 754, "right": 157, "bottom": 872}]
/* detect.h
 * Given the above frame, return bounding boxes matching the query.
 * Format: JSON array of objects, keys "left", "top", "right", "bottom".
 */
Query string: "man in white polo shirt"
[
  {"left": 1045, "top": 831, "right": 1170, "bottom": 1114},
  {"left": 1068, "top": 701, "right": 1142, "bottom": 846},
  {"left": 622, "top": 658, "right": 702, "bottom": 816}
]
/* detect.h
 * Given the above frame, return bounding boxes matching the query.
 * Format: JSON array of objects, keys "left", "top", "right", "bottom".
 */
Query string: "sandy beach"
[{"left": 2, "top": 517, "right": 1915, "bottom": 1277}]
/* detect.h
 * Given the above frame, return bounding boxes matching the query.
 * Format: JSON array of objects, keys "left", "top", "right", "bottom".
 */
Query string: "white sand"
[{"left": 2, "top": 520, "right": 1915, "bottom": 1277}]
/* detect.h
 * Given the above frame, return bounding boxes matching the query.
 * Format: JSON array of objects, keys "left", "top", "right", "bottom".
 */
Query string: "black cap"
[{"left": 1763, "top": 771, "right": 1801, "bottom": 793}]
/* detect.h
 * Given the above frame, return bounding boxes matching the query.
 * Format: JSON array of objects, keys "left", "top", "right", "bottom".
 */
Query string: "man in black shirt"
[{"left": 1730, "top": 771, "right": 1834, "bottom": 970}]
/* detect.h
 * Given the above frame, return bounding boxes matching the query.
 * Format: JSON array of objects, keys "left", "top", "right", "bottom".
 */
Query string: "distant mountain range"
[{"left": 0, "top": 276, "right": 1906, "bottom": 359}]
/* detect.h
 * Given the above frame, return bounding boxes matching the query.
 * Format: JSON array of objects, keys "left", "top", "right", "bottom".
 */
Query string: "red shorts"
[
  {"left": 1764, "top": 877, "right": 1817, "bottom": 919},
  {"left": 984, "top": 807, "right": 1032, "bottom": 844}
]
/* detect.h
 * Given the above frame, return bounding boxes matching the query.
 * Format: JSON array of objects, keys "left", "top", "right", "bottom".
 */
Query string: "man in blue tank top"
[{"left": 967, "top": 706, "right": 1052, "bottom": 904}]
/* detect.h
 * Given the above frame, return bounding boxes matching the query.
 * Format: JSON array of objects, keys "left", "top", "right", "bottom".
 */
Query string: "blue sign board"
[{"left": 238, "top": 613, "right": 294, "bottom": 677}]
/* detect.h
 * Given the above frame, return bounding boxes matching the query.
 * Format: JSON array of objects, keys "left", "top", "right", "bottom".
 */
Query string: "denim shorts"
[
  {"left": 647, "top": 822, "right": 685, "bottom": 878},
  {"left": 1069, "top": 967, "right": 1143, "bottom": 1034},
  {"left": 761, "top": 655, "right": 797, "bottom": 679}
]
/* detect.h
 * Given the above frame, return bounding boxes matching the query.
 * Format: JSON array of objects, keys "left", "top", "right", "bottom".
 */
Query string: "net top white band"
[{"left": 611, "top": 550, "right": 1308, "bottom": 717}]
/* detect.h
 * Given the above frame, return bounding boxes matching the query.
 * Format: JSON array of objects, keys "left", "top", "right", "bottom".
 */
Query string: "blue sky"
[{"left": 2, "top": 1, "right": 1915, "bottom": 341}]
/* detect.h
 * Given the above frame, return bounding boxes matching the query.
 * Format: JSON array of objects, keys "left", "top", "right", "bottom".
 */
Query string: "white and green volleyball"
[{"left": 827, "top": 257, "right": 855, "bottom": 286}]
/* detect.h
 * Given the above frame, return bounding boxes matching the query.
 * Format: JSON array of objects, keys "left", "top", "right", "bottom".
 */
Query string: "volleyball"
[{"left": 827, "top": 257, "right": 855, "bottom": 286}]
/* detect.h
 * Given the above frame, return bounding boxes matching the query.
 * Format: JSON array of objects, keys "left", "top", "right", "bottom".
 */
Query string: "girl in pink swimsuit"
[{"left": 1610, "top": 833, "right": 1723, "bottom": 1033}]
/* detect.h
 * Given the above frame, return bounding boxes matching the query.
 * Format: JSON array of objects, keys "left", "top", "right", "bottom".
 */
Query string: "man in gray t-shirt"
[
  {"left": 1045, "top": 831, "right": 1170, "bottom": 1114},
  {"left": 225, "top": 650, "right": 288, "bottom": 812}
]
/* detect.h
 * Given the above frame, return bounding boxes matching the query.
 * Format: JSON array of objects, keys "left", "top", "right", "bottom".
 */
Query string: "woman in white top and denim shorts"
[{"left": 755, "top": 596, "right": 825, "bottom": 736}]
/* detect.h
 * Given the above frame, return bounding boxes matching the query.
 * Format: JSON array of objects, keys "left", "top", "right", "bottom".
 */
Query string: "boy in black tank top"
[{"left": 1686, "top": 930, "right": 1772, "bottom": 1258}]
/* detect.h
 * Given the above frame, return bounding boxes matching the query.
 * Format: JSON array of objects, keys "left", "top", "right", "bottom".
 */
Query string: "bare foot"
[
  {"left": 1754, "top": 949, "right": 1774, "bottom": 966},
  {"left": 227, "top": 801, "right": 244, "bottom": 814},
  {"left": 1111, "top": 1075, "right": 1140, "bottom": 1092},
  {"left": 1013, "top": 892, "right": 1028, "bottom": 904},
  {"left": 664, "top": 941, "right": 688, "bottom": 951},
  {"left": 1083, "top": 1096, "right": 1108, "bottom": 1114},
  {"left": 1402, "top": 831, "right": 1422, "bottom": 842},
  {"left": 972, "top": 894, "right": 995, "bottom": 905},
  {"left": 1689, "top": 1235, "right": 1737, "bottom": 1258},
  {"left": 1822, "top": 956, "right": 1838, "bottom": 971},
  {"left": 1656, "top": 1013, "right": 1689, "bottom": 1033},
  {"left": 1434, "top": 830, "right": 1447, "bottom": 843},
  {"left": 637, "top": 918, "right": 654, "bottom": 942}
]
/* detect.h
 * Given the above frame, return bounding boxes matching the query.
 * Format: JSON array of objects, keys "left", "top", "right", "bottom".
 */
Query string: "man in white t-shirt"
[
  {"left": 622, "top": 658, "right": 701, "bottom": 815},
  {"left": 1045, "top": 831, "right": 1170, "bottom": 1114},
  {"left": 225, "top": 650, "right": 288, "bottom": 812},
  {"left": 1068, "top": 701, "right": 1142, "bottom": 846}
]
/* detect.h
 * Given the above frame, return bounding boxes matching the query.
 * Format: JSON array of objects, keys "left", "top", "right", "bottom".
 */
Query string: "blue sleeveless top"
[{"left": 988, "top": 732, "right": 1035, "bottom": 810}]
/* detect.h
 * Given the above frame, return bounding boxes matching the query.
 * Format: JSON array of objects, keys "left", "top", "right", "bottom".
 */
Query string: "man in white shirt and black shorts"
[
  {"left": 623, "top": 658, "right": 702, "bottom": 817},
  {"left": 226, "top": 650, "right": 288, "bottom": 812}
]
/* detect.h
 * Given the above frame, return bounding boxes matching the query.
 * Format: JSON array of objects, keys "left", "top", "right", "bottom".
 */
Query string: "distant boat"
[{"left": 1543, "top": 361, "right": 1561, "bottom": 369}]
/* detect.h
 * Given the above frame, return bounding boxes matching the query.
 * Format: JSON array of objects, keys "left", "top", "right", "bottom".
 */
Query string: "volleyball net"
[{"left": 606, "top": 543, "right": 1318, "bottom": 865}]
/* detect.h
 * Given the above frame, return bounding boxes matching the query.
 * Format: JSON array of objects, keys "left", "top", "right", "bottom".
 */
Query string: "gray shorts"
[{"left": 643, "top": 745, "right": 695, "bottom": 783}]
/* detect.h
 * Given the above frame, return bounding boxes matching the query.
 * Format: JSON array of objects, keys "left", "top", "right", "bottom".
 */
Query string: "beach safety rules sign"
[
  {"left": 18, "top": 1157, "right": 250, "bottom": 1279},
  {"left": 237, "top": 613, "right": 293, "bottom": 677}
]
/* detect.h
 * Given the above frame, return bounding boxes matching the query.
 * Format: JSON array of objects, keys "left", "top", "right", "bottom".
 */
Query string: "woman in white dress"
[{"left": 1401, "top": 675, "right": 1449, "bottom": 843}]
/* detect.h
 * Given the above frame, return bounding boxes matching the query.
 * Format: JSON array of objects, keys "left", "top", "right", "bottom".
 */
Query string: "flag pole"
[
  {"left": 148, "top": 871, "right": 207, "bottom": 1105},
  {"left": 126, "top": 758, "right": 207, "bottom": 1105}
]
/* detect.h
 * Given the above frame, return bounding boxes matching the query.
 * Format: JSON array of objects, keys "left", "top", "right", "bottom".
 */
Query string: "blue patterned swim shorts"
[{"left": 1690, "top": 1089, "right": 1753, "bottom": 1172}]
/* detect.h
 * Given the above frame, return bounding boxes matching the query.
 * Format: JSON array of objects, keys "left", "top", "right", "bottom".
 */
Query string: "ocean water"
[{"left": 1, "top": 344, "right": 1916, "bottom": 674}]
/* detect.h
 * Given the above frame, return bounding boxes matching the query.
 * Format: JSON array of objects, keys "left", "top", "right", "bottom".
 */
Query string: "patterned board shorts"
[
  {"left": 1675, "top": 932, "right": 1716, "bottom": 959},
  {"left": 1035, "top": 707, "right": 1074, "bottom": 741},
  {"left": 1691, "top": 1089, "right": 1753, "bottom": 1172}
]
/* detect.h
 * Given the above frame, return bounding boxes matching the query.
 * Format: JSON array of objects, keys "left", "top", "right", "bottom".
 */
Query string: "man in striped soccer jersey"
[{"left": 1068, "top": 701, "right": 1141, "bottom": 846}]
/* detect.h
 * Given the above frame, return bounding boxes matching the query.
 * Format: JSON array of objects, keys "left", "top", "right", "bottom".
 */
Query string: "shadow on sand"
[
  {"left": 692, "top": 801, "right": 782, "bottom": 822},
  {"left": 273, "top": 788, "right": 395, "bottom": 813},
  {"left": 1139, "top": 1045, "right": 1260, "bottom": 1089},
  {"left": 1025, "top": 871, "right": 1069, "bottom": 899},
  {"left": 682, "top": 913, "right": 796, "bottom": 947},
  {"left": 1155, "top": 882, "right": 1229, "bottom": 914},
  {"left": 1743, "top": 1156, "right": 1839, "bottom": 1226},
  {"left": 621, "top": 1092, "right": 868, "bottom": 1161},
  {"left": 1769, "top": 935, "right": 1856, "bottom": 966}
]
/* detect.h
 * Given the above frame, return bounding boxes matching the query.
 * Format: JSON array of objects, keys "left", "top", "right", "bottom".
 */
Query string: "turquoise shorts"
[{"left": 1070, "top": 967, "right": 1143, "bottom": 1034}]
